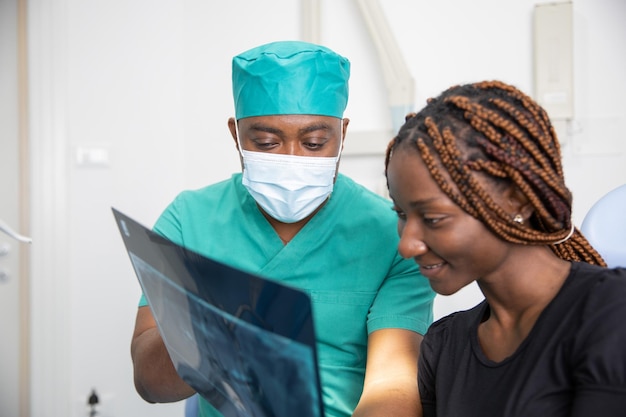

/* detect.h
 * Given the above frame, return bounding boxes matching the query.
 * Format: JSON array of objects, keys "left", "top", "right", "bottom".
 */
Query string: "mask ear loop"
[
  {"left": 234, "top": 119, "right": 244, "bottom": 159},
  {"left": 336, "top": 118, "right": 345, "bottom": 162}
]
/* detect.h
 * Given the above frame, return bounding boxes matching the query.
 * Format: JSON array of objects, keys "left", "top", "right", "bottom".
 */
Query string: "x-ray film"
[{"left": 113, "top": 208, "right": 323, "bottom": 417}]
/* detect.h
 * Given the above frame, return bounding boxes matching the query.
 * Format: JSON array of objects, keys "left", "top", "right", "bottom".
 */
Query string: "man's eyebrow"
[
  {"left": 247, "top": 123, "right": 282, "bottom": 135},
  {"left": 246, "top": 121, "right": 334, "bottom": 136},
  {"left": 298, "top": 123, "right": 333, "bottom": 135}
]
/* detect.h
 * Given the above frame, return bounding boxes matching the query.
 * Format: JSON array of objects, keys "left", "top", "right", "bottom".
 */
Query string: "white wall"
[{"left": 26, "top": 1, "right": 626, "bottom": 416}]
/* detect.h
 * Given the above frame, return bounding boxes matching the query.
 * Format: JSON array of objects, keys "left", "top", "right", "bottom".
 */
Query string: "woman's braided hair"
[{"left": 385, "top": 80, "right": 605, "bottom": 265}]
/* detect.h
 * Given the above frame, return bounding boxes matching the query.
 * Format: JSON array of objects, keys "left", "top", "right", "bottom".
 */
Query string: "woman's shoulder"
[
  {"left": 571, "top": 260, "right": 626, "bottom": 277},
  {"left": 569, "top": 262, "right": 626, "bottom": 311},
  {"left": 420, "top": 302, "right": 487, "bottom": 372},
  {"left": 563, "top": 263, "right": 626, "bottom": 389},
  {"left": 568, "top": 262, "right": 626, "bottom": 298},
  {"left": 425, "top": 301, "right": 487, "bottom": 341}
]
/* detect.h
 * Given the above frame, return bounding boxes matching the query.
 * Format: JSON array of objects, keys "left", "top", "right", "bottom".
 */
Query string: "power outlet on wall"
[{"left": 76, "top": 389, "right": 116, "bottom": 417}]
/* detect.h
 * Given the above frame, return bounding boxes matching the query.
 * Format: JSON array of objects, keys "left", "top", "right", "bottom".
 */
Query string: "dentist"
[{"left": 131, "top": 40, "right": 434, "bottom": 417}]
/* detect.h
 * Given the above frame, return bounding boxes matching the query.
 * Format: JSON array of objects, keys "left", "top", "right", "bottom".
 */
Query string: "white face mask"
[{"left": 236, "top": 121, "right": 343, "bottom": 223}]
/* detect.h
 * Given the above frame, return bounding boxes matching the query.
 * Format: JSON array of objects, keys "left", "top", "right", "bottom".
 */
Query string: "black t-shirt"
[{"left": 419, "top": 262, "right": 626, "bottom": 417}]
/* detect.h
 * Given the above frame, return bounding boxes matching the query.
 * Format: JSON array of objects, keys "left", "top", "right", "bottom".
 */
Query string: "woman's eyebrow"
[{"left": 402, "top": 197, "right": 445, "bottom": 210}]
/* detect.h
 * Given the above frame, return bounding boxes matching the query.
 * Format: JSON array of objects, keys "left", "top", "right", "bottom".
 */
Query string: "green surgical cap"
[{"left": 232, "top": 41, "right": 350, "bottom": 120}]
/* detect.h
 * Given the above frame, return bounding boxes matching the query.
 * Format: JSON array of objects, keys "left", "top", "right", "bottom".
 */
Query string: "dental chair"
[{"left": 580, "top": 184, "right": 626, "bottom": 268}]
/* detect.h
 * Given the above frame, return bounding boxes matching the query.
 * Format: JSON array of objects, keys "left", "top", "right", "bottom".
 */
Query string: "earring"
[{"left": 513, "top": 214, "right": 524, "bottom": 224}]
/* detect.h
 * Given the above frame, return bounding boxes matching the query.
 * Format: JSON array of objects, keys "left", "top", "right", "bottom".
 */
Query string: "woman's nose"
[{"left": 397, "top": 223, "right": 428, "bottom": 259}]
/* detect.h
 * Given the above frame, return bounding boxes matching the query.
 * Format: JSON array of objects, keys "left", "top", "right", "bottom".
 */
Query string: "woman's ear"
[{"left": 505, "top": 184, "right": 533, "bottom": 222}]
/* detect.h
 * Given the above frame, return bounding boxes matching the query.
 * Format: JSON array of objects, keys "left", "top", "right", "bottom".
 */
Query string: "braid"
[{"left": 385, "top": 80, "right": 605, "bottom": 266}]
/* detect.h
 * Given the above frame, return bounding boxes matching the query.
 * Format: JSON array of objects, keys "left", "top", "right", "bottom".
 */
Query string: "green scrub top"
[{"left": 141, "top": 173, "right": 434, "bottom": 417}]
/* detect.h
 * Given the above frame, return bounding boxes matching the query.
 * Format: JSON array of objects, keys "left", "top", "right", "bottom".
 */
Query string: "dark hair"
[{"left": 385, "top": 80, "right": 605, "bottom": 266}]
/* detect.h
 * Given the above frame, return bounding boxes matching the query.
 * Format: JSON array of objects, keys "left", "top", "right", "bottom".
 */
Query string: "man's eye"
[
  {"left": 392, "top": 206, "right": 406, "bottom": 220},
  {"left": 304, "top": 142, "right": 324, "bottom": 150},
  {"left": 254, "top": 141, "right": 277, "bottom": 150}
]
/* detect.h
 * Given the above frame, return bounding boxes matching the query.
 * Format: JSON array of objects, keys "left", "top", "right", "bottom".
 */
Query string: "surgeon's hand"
[{"left": 131, "top": 306, "right": 196, "bottom": 403}]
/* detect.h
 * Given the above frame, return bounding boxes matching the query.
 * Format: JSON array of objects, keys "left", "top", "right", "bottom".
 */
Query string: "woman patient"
[{"left": 385, "top": 80, "right": 626, "bottom": 416}]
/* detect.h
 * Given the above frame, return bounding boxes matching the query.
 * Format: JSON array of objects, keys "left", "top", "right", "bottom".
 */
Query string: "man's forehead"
[{"left": 240, "top": 115, "right": 341, "bottom": 131}]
